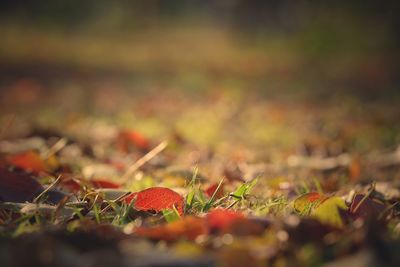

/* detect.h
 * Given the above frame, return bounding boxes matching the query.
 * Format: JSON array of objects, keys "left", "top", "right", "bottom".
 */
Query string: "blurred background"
[{"left": 0, "top": 1, "right": 399, "bottom": 155}]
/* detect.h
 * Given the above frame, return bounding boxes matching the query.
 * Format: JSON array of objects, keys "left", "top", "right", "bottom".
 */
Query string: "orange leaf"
[
  {"left": 7, "top": 151, "right": 47, "bottom": 174},
  {"left": 117, "top": 130, "right": 150, "bottom": 152},
  {"left": 135, "top": 216, "right": 206, "bottom": 242},
  {"left": 124, "top": 187, "right": 184, "bottom": 215}
]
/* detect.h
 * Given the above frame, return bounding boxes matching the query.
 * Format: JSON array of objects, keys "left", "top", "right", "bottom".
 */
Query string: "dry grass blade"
[
  {"left": 33, "top": 175, "right": 62, "bottom": 203},
  {"left": 121, "top": 140, "right": 168, "bottom": 182},
  {"left": 42, "top": 137, "right": 68, "bottom": 159}
]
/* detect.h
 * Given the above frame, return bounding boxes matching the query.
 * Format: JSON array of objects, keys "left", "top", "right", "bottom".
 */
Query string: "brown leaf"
[{"left": 350, "top": 194, "right": 386, "bottom": 220}]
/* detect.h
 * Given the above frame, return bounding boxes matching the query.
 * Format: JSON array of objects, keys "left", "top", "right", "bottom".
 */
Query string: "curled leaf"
[{"left": 124, "top": 187, "right": 184, "bottom": 215}]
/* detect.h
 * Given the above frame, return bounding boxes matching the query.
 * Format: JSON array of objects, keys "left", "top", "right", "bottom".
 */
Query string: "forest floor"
[{"left": 0, "top": 25, "right": 400, "bottom": 267}]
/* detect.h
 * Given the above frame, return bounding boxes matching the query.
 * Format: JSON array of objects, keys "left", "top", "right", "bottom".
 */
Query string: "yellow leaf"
[{"left": 312, "top": 196, "right": 347, "bottom": 228}]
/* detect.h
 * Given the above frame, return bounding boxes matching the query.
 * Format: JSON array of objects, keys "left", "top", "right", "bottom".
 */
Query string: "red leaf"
[
  {"left": 7, "top": 151, "right": 47, "bottom": 174},
  {"left": 135, "top": 216, "right": 206, "bottom": 242},
  {"left": 91, "top": 179, "right": 120, "bottom": 189},
  {"left": 0, "top": 167, "right": 44, "bottom": 202},
  {"left": 308, "top": 192, "right": 323, "bottom": 202},
  {"left": 205, "top": 182, "right": 225, "bottom": 199},
  {"left": 117, "top": 130, "right": 150, "bottom": 152},
  {"left": 206, "top": 208, "right": 244, "bottom": 233},
  {"left": 124, "top": 187, "right": 184, "bottom": 215}
]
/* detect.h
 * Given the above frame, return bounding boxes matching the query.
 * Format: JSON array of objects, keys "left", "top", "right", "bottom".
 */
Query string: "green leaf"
[{"left": 230, "top": 178, "right": 258, "bottom": 200}]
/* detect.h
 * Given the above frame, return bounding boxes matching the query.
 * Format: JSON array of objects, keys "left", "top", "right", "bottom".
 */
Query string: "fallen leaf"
[
  {"left": 349, "top": 193, "right": 386, "bottom": 220},
  {"left": 124, "top": 187, "right": 184, "bottom": 215},
  {"left": 7, "top": 151, "right": 47, "bottom": 174},
  {"left": 135, "top": 216, "right": 206, "bottom": 242},
  {"left": 293, "top": 192, "right": 324, "bottom": 214},
  {"left": 117, "top": 130, "right": 150, "bottom": 152},
  {"left": 312, "top": 196, "right": 348, "bottom": 228},
  {"left": 205, "top": 182, "right": 225, "bottom": 199},
  {"left": 206, "top": 208, "right": 245, "bottom": 233}
]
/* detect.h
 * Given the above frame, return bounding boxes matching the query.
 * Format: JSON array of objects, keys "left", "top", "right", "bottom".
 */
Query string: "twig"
[
  {"left": 33, "top": 175, "right": 62, "bottom": 203},
  {"left": 121, "top": 140, "right": 168, "bottom": 182},
  {"left": 42, "top": 137, "right": 68, "bottom": 159}
]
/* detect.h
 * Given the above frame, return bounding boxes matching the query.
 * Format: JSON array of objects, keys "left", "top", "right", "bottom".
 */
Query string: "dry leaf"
[{"left": 124, "top": 187, "right": 184, "bottom": 215}]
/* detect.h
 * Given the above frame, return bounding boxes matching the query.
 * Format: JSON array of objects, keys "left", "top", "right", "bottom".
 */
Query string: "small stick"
[
  {"left": 43, "top": 137, "right": 68, "bottom": 159},
  {"left": 33, "top": 175, "right": 62, "bottom": 203},
  {"left": 121, "top": 140, "right": 168, "bottom": 182}
]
